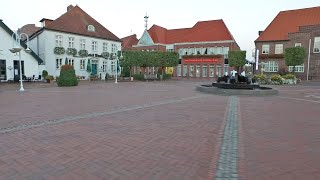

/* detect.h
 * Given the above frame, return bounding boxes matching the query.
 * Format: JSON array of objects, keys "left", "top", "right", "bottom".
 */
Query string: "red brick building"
[
  {"left": 122, "top": 19, "right": 240, "bottom": 79},
  {"left": 255, "top": 6, "right": 320, "bottom": 80}
]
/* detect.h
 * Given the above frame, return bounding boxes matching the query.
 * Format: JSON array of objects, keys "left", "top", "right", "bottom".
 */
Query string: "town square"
[{"left": 1, "top": 0, "right": 320, "bottom": 179}]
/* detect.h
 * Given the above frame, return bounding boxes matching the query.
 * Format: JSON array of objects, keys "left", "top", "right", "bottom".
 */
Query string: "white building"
[
  {"left": 0, "top": 20, "right": 43, "bottom": 81},
  {"left": 28, "top": 5, "right": 122, "bottom": 80}
]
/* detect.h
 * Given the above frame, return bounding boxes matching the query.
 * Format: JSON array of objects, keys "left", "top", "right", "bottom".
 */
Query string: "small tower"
[{"left": 144, "top": 13, "right": 149, "bottom": 30}]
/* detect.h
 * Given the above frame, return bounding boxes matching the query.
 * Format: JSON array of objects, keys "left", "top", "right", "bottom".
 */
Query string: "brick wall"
[{"left": 255, "top": 24, "right": 320, "bottom": 80}]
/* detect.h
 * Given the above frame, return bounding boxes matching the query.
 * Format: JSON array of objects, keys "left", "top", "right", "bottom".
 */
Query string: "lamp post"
[
  {"left": 9, "top": 32, "right": 31, "bottom": 91},
  {"left": 113, "top": 51, "right": 123, "bottom": 84}
]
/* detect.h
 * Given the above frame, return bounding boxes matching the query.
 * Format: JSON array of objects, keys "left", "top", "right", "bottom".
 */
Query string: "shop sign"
[{"left": 184, "top": 59, "right": 219, "bottom": 63}]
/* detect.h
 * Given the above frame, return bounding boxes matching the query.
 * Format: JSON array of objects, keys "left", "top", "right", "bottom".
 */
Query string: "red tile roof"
[
  {"left": 121, "top": 34, "right": 139, "bottom": 49},
  {"left": 147, "top": 19, "right": 235, "bottom": 44},
  {"left": 44, "top": 5, "right": 121, "bottom": 42},
  {"left": 256, "top": 6, "right": 320, "bottom": 42},
  {"left": 18, "top": 24, "right": 40, "bottom": 41}
]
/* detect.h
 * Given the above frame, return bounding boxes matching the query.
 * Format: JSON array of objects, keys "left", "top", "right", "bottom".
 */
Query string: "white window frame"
[
  {"left": 103, "top": 60, "right": 108, "bottom": 72},
  {"left": 209, "top": 65, "right": 214, "bottom": 77},
  {"left": 314, "top": 37, "right": 320, "bottom": 53},
  {"left": 88, "top": 25, "right": 95, "bottom": 32},
  {"left": 80, "top": 39, "right": 86, "bottom": 50},
  {"left": 92, "top": 41, "right": 97, "bottom": 52},
  {"left": 183, "top": 65, "right": 187, "bottom": 77},
  {"left": 216, "top": 65, "right": 222, "bottom": 77},
  {"left": 224, "top": 64, "right": 229, "bottom": 75},
  {"left": 262, "top": 44, "right": 270, "bottom": 54},
  {"left": 196, "top": 64, "right": 201, "bottom": 77},
  {"left": 202, "top": 64, "right": 207, "bottom": 77},
  {"left": 68, "top": 37, "right": 74, "bottom": 48},
  {"left": 103, "top": 42, "right": 108, "bottom": 52},
  {"left": 295, "top": 43, "right": 302, "bottom": 47},
  {"left": 289, "top": 64, "right": 304, "bottom": 72},
  {"left": 177, "top": 64, "right": 181, "bottom": 77},
  {"left": 111, "top": 61, "right": 116, "bottom": 73},
  {"left": 55, "top": 35, "right": 63, "bottom": 47},
  {"left": 111, "top": 44, "right": 116, "bottom": 54},
  {"left": 264, "top": 61, "right": 278, "bottom": 72},
  {"left": 275, "top": 44, "right": 283, "bottom": 54},
  {"left": 80, "top": 59, "right": 86, "bottom": 70},
  {"left": 68, "top": 58, "right": 74, "bottom": 66},
  {"left": 56, "top": 58, "right": 62, "bottom": 69},
  {"left": 189, "top": 65, "right": 194, "bottom": 77}
]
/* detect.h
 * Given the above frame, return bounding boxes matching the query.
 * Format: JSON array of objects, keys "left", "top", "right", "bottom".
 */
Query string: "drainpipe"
[{"left": 307, "top": 39, "right": 311, "bottom": 81}]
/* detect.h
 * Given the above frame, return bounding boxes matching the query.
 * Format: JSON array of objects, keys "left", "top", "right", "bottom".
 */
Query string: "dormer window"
[{"left": 88, "top": 25, "right": 95, "bottom": 32}]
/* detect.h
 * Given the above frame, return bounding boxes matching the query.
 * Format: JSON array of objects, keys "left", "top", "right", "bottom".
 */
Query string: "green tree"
[
  {"left": 121, "top": 51, "right": 178, "bottom": 77},
  {"left": 57, "top": 65, "right": 78, "bottom": 86},
  {"left": 228, "top": 50, "right": 246, "bottom": 72},
  {"left": 284, "top": 47, "right": 306, "bottom": 73}
]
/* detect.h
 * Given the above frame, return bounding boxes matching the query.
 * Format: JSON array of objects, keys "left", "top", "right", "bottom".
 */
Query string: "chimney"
[
  {"left": 67, "top": 5, "right": 74, "bottom": 12},
  {"left": 258, "top": 31, "right": 264, "bottom": 35},
  {"left": 39, "top": 18, "right": 53, "bottom": 27}
]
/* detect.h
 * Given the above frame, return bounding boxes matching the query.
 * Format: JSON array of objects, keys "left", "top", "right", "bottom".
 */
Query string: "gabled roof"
[
  {"left": 19, "top": 24, "right": 40, "bottom": 41},
  {"left": 256, "top": 6, "right": 320, "bottom": 42},
  {"left": 146, "top": 19, "right": 235, "bottom": 44},
  {"left": 43, "top": 5, "right": 121, "bottom": 42},
  {"left": 0, "top": 20, "right": 43, "bottom": 64},
  {"left": 121, "top": 34, "right": 139, "bottom": 48}
]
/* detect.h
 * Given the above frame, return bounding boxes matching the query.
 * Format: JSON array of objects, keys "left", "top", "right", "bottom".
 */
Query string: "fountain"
[{"left": 196, "top": 71, "right": 278, "bottom": 96}]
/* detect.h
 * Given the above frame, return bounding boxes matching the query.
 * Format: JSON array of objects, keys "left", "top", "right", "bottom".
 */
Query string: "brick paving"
[{"left": 1, "top": 80, "right": 320, "bottom": 179}]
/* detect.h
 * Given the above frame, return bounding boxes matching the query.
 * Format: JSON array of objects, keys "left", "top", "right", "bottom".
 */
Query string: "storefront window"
[
  {"left": 196, "top": 65, "right": 200, "bottom": 77},
  {"left": 217, "top": 65, "right": 222, "bottom": 77},
  {"left": 177, "top": 64, "right": 181, "bottom": 76},
  {"left": 224, "top": 64, "right": 229, "bottom": 75},
  {"left": 189, "top": 64, "right": 194, "bottom": 77},
  {"left": 202, "top": 64, "right": 207, "bottom": 77},
  {"left": 183, "top": 65, "right": 188, "bottom": 77},
  {"left": 209, "top": 65, "right": 214, "bottom": 77}
]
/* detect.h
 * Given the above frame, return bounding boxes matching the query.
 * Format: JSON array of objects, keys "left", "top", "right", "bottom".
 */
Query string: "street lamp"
[
  {"left": 113, "top": 51, "right": 123, "bottom": 84},
  {"left": 9, "top": 32, "right": 31, "bottom": 91}
]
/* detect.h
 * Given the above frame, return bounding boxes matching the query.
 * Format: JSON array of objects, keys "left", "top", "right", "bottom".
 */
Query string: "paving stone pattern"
[{"left": 216, "top": 96, "right": 239, "bottom": 180}]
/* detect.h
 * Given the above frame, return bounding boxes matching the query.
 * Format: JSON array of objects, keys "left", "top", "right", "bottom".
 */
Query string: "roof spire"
[{"left": 144, "top": 13, "right": 149, "bottom": 30}]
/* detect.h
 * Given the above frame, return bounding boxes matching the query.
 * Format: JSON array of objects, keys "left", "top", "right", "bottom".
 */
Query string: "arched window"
[{"left": 87, "top": 25, "right": 95, "bottom": 32}]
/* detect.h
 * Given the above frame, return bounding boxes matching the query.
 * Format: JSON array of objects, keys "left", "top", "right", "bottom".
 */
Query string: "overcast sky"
[{"left": 1, "top": 0, "right": 319, "bottom": 60}]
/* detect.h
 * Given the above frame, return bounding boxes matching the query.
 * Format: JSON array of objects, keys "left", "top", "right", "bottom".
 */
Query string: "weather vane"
[{"left": 144, "top": 13, "right": 149, "bottom": 30}]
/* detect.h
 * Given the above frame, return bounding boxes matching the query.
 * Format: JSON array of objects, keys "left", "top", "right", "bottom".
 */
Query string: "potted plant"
[
  {"left": 46, "top": 75, "right": 54, "bottom": 83},
  {"left": 42, "top": 70, "right": 48, "bottom": 81}
]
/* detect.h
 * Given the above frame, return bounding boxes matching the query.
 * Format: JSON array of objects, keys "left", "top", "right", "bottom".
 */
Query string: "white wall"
[
  {"left": 0, "top": 27, "right": 41, "bottom": 80},
  {"left": 33, "top": 30, "right": 122, "bottom": 79}
]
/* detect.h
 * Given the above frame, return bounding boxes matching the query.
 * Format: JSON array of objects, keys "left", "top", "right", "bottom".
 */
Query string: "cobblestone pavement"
[{"left": 1, "top": 80, "right": 320, "bottom": 179}]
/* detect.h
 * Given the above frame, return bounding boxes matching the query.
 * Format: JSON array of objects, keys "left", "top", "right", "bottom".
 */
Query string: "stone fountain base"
[{"left": 196, "top": 83, "right": 278, "bottom": 96}]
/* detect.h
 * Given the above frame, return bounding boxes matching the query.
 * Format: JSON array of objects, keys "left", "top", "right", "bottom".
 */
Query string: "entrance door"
[
  {"left": 13, "top": 60, "right": 24, "bottom": 81},
  {"left": 92, "top": 64, "right": 97, "bottom": 75},
  {"left": 0, "top": 60, "right": 6, "bottom": 80}
]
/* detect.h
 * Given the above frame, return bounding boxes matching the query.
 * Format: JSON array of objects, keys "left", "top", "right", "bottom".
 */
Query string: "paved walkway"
[{"left": 0, "top": 80, "right": 320, "bottom": 179}]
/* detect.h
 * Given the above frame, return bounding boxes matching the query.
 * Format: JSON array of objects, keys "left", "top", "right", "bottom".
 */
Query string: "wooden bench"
[{"left": 144, "top": 74, "right": 158, "bottom": 81}]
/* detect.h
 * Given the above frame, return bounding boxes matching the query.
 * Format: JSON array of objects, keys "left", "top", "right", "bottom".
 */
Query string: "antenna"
[{"left": 144, "top": 13, "right": 149, "bottom": 30}]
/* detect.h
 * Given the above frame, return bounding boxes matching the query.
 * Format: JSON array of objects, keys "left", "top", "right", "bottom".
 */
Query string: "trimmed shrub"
[
  {"left": 253, "top": 73, "right": 268, "bottom": 84},
  {"left": 163, "top": 73, "right": 172, "bottom": 80},
  {"left": 157, "top": 73, "right": 172, "bottom": 80},
  {"left": 57, "top": 65, "right": 78, "bottom": 86},
  {"left": 270, "top": 74, "right": 283, "bottom": 85},
  {"left": 42, "top": 70, "right": 48, "bottom": 79},
  {"left": 282, "top": 73, "right": 295, "bottom": 79},
  {"left": 253, "top": 73, "right": 267, "bottom": 81},
  {"left": 132, "top": 74, "right": 144, "bottom": 81}
]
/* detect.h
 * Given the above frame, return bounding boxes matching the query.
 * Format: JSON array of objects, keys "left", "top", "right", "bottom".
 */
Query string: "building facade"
[
  {"left": 27, "top": 5, "right": 122, "bottom": 80},
  {"left": 255, "top": 6, "right": 320, "bottom": 80},
  {"left": 0, "top": 20, "right": 43, "bottom": 82},
  {"left": 123, "top": 19, "right": 240, "bottom": 79}
]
